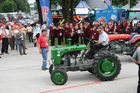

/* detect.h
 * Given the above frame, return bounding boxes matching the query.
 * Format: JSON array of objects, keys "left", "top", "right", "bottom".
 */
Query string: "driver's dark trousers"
[
  {"left": 88, "top": 44, "right": 104, "bottom": 58},
  {"left": 138, "top": 65, "right": 140, "bottom": 93}
]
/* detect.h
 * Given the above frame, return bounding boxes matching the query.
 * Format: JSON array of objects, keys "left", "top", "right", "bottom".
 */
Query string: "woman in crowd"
[{"left": 9, "top": 26, "right": 16, "bottom": 50}]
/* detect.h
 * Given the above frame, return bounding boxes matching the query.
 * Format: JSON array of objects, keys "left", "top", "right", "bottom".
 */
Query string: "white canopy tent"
[{"left": 75, "top": 0, "right": 90, "bottom": 16}]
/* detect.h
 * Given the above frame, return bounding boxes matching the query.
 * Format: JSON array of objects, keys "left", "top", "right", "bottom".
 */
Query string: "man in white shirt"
[
  {"left": 33, "top": 24, "right": 41, "bottom": 47},
  {"left": 26, "top": 24, "right": 33, "bottom": 43},
  {"left": 1, "top": 25, "right": 9, "bottom": 54},
  {"left": 88, "top": 26, "right": 109, "bottom": 59}
]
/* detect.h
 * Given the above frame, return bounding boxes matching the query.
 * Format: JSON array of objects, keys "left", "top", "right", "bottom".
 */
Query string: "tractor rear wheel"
[
  {"left": 51, "top": 69, "right": 68, "bottom": 85},
  {"left": 93, "top": 52, "right": 121, "bottom": 81}
]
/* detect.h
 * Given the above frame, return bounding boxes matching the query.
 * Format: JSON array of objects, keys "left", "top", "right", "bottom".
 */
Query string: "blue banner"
[
  {"left": 105, "top": 0, "right": 113, "bottom": 10},
  {"left": 96, "top": 9, "right": 126, "bottom": 23},
  {"left": 40, "top": 0, "right": 52, "bottom": 29}
]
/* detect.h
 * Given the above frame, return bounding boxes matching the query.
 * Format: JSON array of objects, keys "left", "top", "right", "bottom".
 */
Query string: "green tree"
[
  {"left": 34, "top": 2, "right": 37, "bottom": 10},
  {"left": 0, "top": 0, "right": 17, "bottom": 13},
  {"left": 36, "top": 0, "right": 81, "bottom": 24},
  {"left": 112, "top": 0, "right": 138, "bottom": 8},
  {"left": 14, "top": 0, "right": 30, "bottom": 12}
]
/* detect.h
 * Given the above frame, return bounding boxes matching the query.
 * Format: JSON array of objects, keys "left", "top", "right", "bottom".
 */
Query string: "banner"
[
  {"left": 105, "top": 0, "right": 113, "bottom": 10},
  {"left": 40, "top": 0, "right": 52, "bottom": 29}
]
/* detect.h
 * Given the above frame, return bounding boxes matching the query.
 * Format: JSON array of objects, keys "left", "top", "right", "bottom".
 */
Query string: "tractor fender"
[
  {"left": 108, "top": 34, "right": 131, "bottom": 42},
  {"left": 131, "top": 37, "right": 140, "bottom": 43}
]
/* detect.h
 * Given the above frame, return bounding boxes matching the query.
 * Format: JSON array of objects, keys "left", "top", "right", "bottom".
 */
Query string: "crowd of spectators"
[{"left": 0, "top": 18, "right": 140, "bottom": 58}]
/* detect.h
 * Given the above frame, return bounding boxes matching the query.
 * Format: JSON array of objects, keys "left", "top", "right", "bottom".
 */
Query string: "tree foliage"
[
  {"left": 14, "top": 0, "right": 30, "bottom": 12},
  {"left": 51, "top": 0, "right": 80, "bottom": 22},
  {"left": 0, "top": 0, "right": 30, "bottom": 13},
  {"left": 112, "top": 0, "right": 139, "bottom": 8},
  {"left": 0, "top": 0, "right": 17, "bottom": 13}
]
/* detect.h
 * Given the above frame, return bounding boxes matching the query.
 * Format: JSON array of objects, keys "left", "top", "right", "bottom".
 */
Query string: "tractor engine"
[{"left": 109, "top": 40, "right": 131, "bottom": 54}]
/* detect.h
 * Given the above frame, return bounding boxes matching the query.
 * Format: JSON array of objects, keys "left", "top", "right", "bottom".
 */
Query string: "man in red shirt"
[{"left": 38, "top": 29, "right": 49, "bottom": 70}]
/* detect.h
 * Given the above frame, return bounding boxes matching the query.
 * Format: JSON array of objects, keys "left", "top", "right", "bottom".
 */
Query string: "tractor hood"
[
  {"left": 108, "top": 34, "right": 131, "bottom": 41},
  {"left": 51, "top": 44, "right": 87, "bottom": 65}
]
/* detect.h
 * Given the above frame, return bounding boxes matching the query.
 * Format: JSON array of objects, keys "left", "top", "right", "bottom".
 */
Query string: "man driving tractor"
[{"left": 88, "top": 26, "right": 109, "bottom": 59}]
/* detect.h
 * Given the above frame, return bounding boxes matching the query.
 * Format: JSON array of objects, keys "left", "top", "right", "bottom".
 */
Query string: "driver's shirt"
[{"left": 98, "top": 31, "right": 109, "bottom": 46}]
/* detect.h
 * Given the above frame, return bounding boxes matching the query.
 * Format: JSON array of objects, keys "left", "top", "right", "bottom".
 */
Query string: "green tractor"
[{"left": 49, "top": 38, "right": 121, "bottom": 85}]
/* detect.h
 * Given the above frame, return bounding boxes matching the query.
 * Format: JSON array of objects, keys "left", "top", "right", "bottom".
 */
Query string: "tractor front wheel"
[
  {"left": 93, "top": 52, "right": 121, "bottom": 81},
  {"left": 49, "top": 64, "right": 54, "bottom": 74},
  {"left": 51, "top": 69, "right": 68, "bottom": 85}
]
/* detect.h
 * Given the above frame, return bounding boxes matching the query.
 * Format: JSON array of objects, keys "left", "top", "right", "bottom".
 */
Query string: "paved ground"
[{"left": 0, "top": 42, "right": 138, "bottom": 93}]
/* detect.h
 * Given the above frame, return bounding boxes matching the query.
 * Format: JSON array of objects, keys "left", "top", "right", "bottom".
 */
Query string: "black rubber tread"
[
  {"left": 51, "top": 69, "right": 68, "bottom": 85},
  {"left": 93, "top": 51, "right": 121, "bottom": 81}
]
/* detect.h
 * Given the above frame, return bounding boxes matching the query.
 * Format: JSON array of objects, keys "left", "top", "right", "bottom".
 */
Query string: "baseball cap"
[{"left": 97, "top": 26, "right": 103, "bottom": 31}]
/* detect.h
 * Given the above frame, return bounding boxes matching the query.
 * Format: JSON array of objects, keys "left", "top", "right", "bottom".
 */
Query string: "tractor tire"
[
  {"left": 49, "top": 64, "right": 54, "bottom": 74},
  {"left": 93, "top": 52, "right": 121, "bottom": 81},
  {"left": 88, "top": 70, "right": 95, "bottom": 74},
  {"left": 51, "top": 69, "right": 68, "bottom": 85}
]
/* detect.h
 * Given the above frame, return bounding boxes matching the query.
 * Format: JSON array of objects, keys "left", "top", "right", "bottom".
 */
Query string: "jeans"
[
  {"left": 16, "top": 38, "right": 18, "bottom": 50},
  {"left": 28, "top": 32, "right": 33, "bottom": 43},
  {"left": 41, "top": 48, "right": 48, "bottom": 69},
  {"left": 138, "top": 65, "right": 140, "bottom": 93}
]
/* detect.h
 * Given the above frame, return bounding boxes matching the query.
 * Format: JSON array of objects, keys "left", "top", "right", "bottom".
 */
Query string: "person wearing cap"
[
  {"left": 127, "top": 22, "right": 140, "bottom": 44},
  {"left": 131, "top": 46, "right": 140, "bottom": 93},
  {"left": 88, "top": 26, "right": 109, "bottom": 59},
  {"left": 38, "top": 29, "right": 49, "bottom": 70}
]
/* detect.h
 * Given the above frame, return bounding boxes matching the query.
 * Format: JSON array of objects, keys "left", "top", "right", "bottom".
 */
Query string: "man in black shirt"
[
  {"left": 128, "top": 22, "right": 140, "bottom": 44},
  {"left": 136, "top": 22, "right": 140, "bottom": 34}
]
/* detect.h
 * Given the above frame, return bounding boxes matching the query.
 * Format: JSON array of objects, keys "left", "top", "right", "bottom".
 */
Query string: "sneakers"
[{"left": 42, "top": 68, "right": 48, "bottom": 71}]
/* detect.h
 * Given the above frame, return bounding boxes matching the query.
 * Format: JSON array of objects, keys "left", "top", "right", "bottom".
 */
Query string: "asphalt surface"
[{"left": 0, "top": 42, "right": 138, "bottom": 93}]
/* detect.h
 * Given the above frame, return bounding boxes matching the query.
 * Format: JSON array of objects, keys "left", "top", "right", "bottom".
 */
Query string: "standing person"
[
  {"left": 126, "top": 20, "right": 133, "bottom": 34},
  {"left": 33, "top": 24, "right": 41, "bottom": 47},
  {"left": 16, "top": 28, "right": 26, "bottom": 55},
  {"left": 26, "top": 24, "right": 33, "bottom": 43},
  {"left": 74, "top": 24, "right": 79, "bottom": 44},
  {"left": 49, "top": 23, "right": 55, "bottom": 46},
  {"left": 131, "top": 46, "right": 140, "bottom": 93},
  {"left": 116, "top": 20, "right": 122, "bottom": 34},
  {"left": 64, "top": 22, "right": 69, "bottom": 44},
  {"left": 1, "top": 25, "right": 9, "bottom": 54},
  {"left": 79, "top": 23, "right": 84, "bottom": 44},
  {"left": 83, "top": 24, "right": 90, "bottom": 45},
  {"left": 57, "top": 25, "right": 63, "bottom": 45},
  {"left": 9, "top": 26, "right": 16, "bottom": 50},
  {"left": 38, "top": 29, "right": 49, "bottom": 70},
  {"left": 20, "top": 25, "right": 27, "bottom": 49},
  {"left": 15, "top": 27, "right": 19, "bottom": 50}
]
